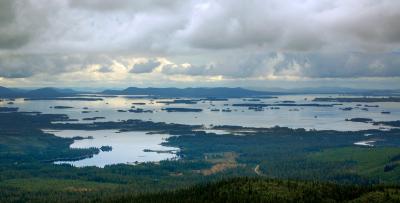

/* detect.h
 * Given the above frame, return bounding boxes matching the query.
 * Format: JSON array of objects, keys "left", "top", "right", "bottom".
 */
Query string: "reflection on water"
[
  {"left": 354, "top": 140, "right": 376, "bottom": 147},
  {"left": 3, "top": 94, "right": 400, "bottom": 167},
  {"left": 45, "top": 130, "right": 178, "bottom": 167},
  {"left": 5, "top": 94, "right": 400, "bottom": 131}
]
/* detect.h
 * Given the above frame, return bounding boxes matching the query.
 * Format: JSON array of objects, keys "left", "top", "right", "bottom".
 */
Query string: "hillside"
[
  {"left": 0, "top": 86, "right": 79, "bottom": 98},
  {"left": 110, "top": 177, "right": 400, "bottom": 203},
  {"left": 101, "top": 87, "right": 279, "bottom": 98}
]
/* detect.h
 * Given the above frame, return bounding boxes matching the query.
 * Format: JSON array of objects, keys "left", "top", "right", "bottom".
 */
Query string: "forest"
[{"left": 0, "top": 111, "right": 400, "bottom": 202}]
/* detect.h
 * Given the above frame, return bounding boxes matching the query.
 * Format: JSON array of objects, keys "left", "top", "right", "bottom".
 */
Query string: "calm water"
[
  {"left": 2, "top": 94, "right": 400, "bottom": 167},
  {"left": 4, "top": 94, "right": 400, "bottom": 131},
  {"left": 44, "top": 130, "right": 178, "bottom": 167}
]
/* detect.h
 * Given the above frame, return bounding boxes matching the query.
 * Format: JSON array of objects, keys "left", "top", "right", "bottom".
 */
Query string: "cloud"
[
  {"left": 130, "top": 59, "right": 161, "bottom": 74},
  {"left": 68, "top": 0, "right": 183, "bottom": 12},
  {"left": 2, "top": 0, "right": 398, "bottom": 53},
  {"left": 97, "top": 66, "right": 114, "bottom": 73},
  {"left": 0, "top": 54, "right": 115, "bottom": 78},
  {"left": 162, "top": 63, "right": 215, "bottom": 76},
  {"left": 162, "top": 52, "right": 400, "bottom": 79},
  {"left": 0, "top": 0, "right": 56, "bottom": 50},
  {"left": 177, "top": 0, "right": 400, "bottom": 52},
  {"left": 0, "top": 0, "right": 399, "bottom": 87},
  {"left": 0, "top": 0, "right": 32, "bottom": 49}
]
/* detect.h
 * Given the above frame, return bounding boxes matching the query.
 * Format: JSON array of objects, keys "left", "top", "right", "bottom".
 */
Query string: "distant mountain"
[
  {"left": 0, "top": 86, "right": 17, "bottom": 94},
  {"left": 102, "top": 87, "right": 280, "bottom": 98},
  {"left": 260, "top": 86, "right": 400, "bottom": 95},
  {"left": 0, "top": 86, "right": 24, "bottom": 97},
  {"left": 1, "top": 86, "right": 398, "bottom": 98},
  {"left": 26, "top": 87, "right": 73, "bottom": 97},
  {"left": 0, "top": 86, "right": 81, "bottom": 98},
  {"left": 50, "top": 88, "right": 78, "bottom": 94}
]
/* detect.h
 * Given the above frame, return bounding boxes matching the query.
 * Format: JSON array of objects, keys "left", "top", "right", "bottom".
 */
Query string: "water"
[
  {"left": 4, "top": 94, "right": 400, "bottom": 131},
  {"left": 44, "top": 130, "right": 178, "bottom": 167},
  {"left": 354, "top": 140, "right": 376, "bottom": 147},
  {"left": 2, "top": 94, "right": 400, "bottom": 167}
]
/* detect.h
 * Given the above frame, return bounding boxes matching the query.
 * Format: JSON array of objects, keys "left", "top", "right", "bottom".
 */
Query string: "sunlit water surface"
[
  {"left": 5, "top": 94, "right": 399, "bottom": 131},
  {"left": 44, "top": 130, "right": 178, "bottom": 167},
  {"left": 2, "top": 94, "right": 400, "bottom": 167}
]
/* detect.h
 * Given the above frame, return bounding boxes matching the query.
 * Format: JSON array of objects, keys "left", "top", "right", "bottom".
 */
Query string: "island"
[
  {"left": 132, "top": 102, "right": 146, "bottom": 105},
  {"left": 82, "top": 117, "right": 106, "bottom": 121},
  {"left": 143, "top": 149, "right": 176, "bottom": 154},
  {"left": 345, "top": 118, "right": 373, "bottom": 123},
  {"left": 232, "top": 103, "right": 335, "bottom": 107},
  {"left": 129, "top": 108, "right": 153, "bottom": 113},
  {"left": 100, "top": 146, "right": 113, "bottom": 152},
  {"left": 157, "top": 99, "right": 199, "bottom": 104},
  {"left": 162, "top": 108, "right": 203, "bottom": 112},
  {"left": 313, "top": 97, "right": 400, "bottom": 102},
  {"left": 52, "top": 106, "right": 74, "bottom": 109}
]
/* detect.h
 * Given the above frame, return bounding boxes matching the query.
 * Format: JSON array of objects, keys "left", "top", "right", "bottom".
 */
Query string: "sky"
[{"left": 0, "top": 0, "right": 399, "bottom": 90}]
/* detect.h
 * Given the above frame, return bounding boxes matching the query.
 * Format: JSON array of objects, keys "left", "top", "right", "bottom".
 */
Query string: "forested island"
[
  {"left": 345, "top": 117, "right": 400, "bottom": 127},
  {"left": 162, "top": 107, "right": 203, "bottom": 112},
  {"left": 313, "top": 97, "right": 400, "bottom": 102},
  {"left": 232, "top": 103, "right": 336, "bottom": 107}
]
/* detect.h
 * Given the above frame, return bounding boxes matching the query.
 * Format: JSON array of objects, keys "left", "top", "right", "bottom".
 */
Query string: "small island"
[
  {"left": 313, "top": 97, "right": 400, "bottom": 102},
  {"left": 52, "top": 106, "right": 74, "bottom": 109},
  {"left": 132, "top": 102, "right": 146, "bottom": 105},
  {"left": 157, "top": 99, "right": 199, "bottom": 105},
  {"left": 143, "top": 149, "right": 176, "bottom": 154},
  {"left": 162, "top": 108, "right": 203, "bottom": 112},
  {"left": 100, "top": 146, "right": 113, "bottom": 152},
  {"left": 128, "top": 108, "right": 153, "bottom": 113},
  {"left": 232, "top": 103, "right": 335, "bottom": 107},
  {"left": 82, "top": 117, "right": 106, "bottom": 121},
  {"left": 345, "top": 118, "right": 373, "bottom": 123}
]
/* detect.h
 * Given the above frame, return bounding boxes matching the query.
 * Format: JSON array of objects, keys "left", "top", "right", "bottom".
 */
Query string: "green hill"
[{"left": 110, "top": 177, "right": 400, "bottom": 203}]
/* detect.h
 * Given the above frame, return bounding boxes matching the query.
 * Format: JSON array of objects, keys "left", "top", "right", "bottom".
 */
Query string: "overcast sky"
[{"left": 0, "top": 0, "right": 399, "bottom": 89}]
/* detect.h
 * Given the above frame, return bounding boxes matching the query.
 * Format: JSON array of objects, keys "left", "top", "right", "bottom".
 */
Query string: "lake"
[
  {"left": 2, "top": 94, "right": 400, "bottom": 167},
  {"left": 44, "top": 130, "right": 178, "bottom": 167},
  {"left": 5, "top": 94, "right": 400, "bottom": 131}
]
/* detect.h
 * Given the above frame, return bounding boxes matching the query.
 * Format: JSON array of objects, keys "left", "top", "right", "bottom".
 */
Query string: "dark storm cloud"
[
  {"left": 4, "top": 0, "right": 397, "bottom": 53},
  {"left": 0, "top": 0, "right": 54, "bottom": 50},
  {"left": 130, "top": 59, "right": 161, "bottom": 74},
  {"left": 0, "top": 0, "right": 399, "bottom": 82},
  {"left": 0, "top": 0, "right": 31, "bottom": 49},
  {"left": 68, "top": 0, "right": 183, "bottom": 12}
]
